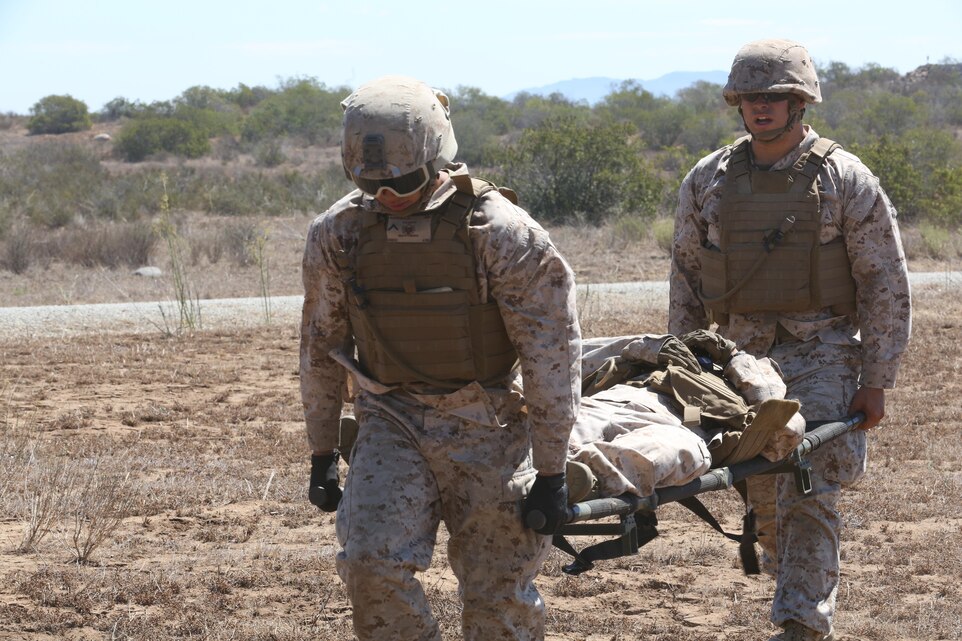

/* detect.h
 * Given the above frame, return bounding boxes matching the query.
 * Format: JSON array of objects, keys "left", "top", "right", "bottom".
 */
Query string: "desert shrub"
[
  {"left": 916, "top": 221, "right": 957, "bottom": 259},
  {"left": 2, "top": 224, "right": 34, "bottom": 273},
  {"left": 97, "top": 96, "right": 145, "bottom": 122},
  {"left": 492, "top": 114, "right": 663, "bottom": 224},
  {"left": 59, "top": 222, "right": 156, "bottom": 268},
  {"left": 240, "top": 77, "right": 345, "bottom": 146},
  {"left": 27, "top": 94, "right": 92, "bottom": 135},
  {"left": 0, "top": 112, "right": 19, "bottom": 130},
  {"left": 253, "top": 140, "right": 287, "bottom": 168},
  {"left": 226, "top": 82, "right": 275, "bottom": 110},
  {"left": 89, "top": 171, "right": 168, "bottom": 221},
  {"left": 188, "top": 228, "right": 225, "bottom": 265},
  {"left": 650, "top": 217, "right": 675, "bottom": 255},
  {"left": 450, "top": 86, "right": 516, "bottom": 167},
  {"left": 219, "top": 219, "right": 261, "bottom": 266},
  {"left": 171, "top": 87, "right": 243, "bottom": 137},
  {"left": 64, "top": 454, "right": 137, "bottom": 563},
  {"left": 200, "top": 166, "right": 347, "bottom": 216},
  {"left": 114, "top": 117, "right": 211, "bottom": 162},
  {"left": 850, "top": 129, "right": 962, "bottom": 225},
  {"left": 0, "top": 141, "right": 109, "bottom": 228}
]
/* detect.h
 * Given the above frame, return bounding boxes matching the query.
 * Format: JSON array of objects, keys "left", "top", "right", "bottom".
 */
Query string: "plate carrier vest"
[
  {"left": 340, "top": 172, "right": 519, "bottom": 390},
  {"left": 698, "top": 136, "right": 857, "bottom": 324}
]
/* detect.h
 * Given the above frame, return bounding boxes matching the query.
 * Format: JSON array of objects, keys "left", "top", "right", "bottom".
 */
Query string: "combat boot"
[{"left": 768, "top": 620, "right": 834, "bottom": 641}]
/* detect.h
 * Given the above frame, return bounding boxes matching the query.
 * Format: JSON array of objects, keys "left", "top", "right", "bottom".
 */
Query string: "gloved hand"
[
  {"left": 522, "top": 473, "right": 568, "bottom": 535},
  {"left": 657, "top": 336, "right": 702, "bottom": 374},
  {"left": 680, "top": 329, "right": 737, "bottom": 366},
  {"left": 309, "top": 452, "right": 342, "bottom": 512}
]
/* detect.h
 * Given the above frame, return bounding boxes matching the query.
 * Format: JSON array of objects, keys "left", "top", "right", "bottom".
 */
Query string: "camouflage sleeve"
[
  {"left": 475, "top": 196, "right": 582, "bottom": 475},
  {"left": 668, "top": 166, "right": 712, "bottom": 336},
  {"left": 299, "top": 211, "right": 355, "bottom": 452},
  {"left": 842, "top": 179, "right": 912, "bottom": 388}
]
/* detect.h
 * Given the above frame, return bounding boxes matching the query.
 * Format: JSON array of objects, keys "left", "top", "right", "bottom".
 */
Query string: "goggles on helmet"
[
  {"left": 351, "top": 165, "right": 432, "bottom": 199},
  {"left": 741, "top": 92, "right": 791, "bottom": 104}
]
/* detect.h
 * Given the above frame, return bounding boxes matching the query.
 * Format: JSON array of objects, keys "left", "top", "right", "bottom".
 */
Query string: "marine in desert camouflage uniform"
[
  {"left": 668, "top": 40, "right": 911, "bottom": 641},
  {"left": 300, "top": 76, "right": 581, "bottom": 641}
]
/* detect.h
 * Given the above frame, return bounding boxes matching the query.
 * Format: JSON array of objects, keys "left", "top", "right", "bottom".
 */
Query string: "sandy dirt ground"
[{"left": 1, "top": 222, "right": 961, "bottom": 640}]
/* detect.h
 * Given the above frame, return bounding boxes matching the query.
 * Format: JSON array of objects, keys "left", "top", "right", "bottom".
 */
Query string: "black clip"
[
  {"left": 763, "top": 216, "right": 797, "bottom": 252},
  {"left": 791, "top": 449, "right": 813, "bottom": 494}
]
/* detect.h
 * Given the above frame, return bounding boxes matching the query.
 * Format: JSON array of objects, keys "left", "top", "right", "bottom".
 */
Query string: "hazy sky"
[{"left": 0, "top": 0, "right": 959, "bottom": 114}]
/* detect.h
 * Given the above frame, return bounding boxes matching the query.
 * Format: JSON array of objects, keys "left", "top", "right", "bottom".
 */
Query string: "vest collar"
[{"left": 750, "top": 125, "right": 819, "bottom": 171}]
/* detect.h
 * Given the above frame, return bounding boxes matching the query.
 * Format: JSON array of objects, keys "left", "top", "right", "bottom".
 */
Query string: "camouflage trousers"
[
  {"left": 335, "top": 389, "right": 550, "bottom": 641},
  {"left": 745, "top": 339, "right": 865, "bottom": 636}
]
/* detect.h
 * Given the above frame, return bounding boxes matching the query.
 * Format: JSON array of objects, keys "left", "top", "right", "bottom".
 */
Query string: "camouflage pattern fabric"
[
  {"left": 300, "top": 163, "right": 581, "bottom": 640},
  {"left": 669, "top": 126, "right": 911, "bottom": 386},
  {"left": 747, "top": 340, "right": 863, "bottom": 635},
  {"left": 669, "top": 126, "right": 911, "bottom": 636},
  {"left": 337, "top": 390, "right": 549, "bottom": 641},
  {"left": 568, "top": 335, "right": 803, "bottom": 498}
]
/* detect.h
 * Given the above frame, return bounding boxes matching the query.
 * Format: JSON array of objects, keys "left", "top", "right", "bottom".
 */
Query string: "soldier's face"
[{"left": 740, "top": 94, "right": 791, "bottom": 138}]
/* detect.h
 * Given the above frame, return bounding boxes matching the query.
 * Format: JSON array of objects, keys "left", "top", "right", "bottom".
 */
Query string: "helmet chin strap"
[{"left": 739, "top": 104, "right": 805, "bottom": 143}]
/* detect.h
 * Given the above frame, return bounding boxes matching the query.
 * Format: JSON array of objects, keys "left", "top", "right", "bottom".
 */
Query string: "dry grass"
[{"left": 1, "top": 274, "right": 959, "bottom": 640}]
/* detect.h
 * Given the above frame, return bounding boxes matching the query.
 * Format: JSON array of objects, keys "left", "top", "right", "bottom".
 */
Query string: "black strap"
[
  {"left": 553, "top": 514, "right": 660, "bottom": 576},
  {"left": 677, "top": 495, "right": 760, "bottom": 575}
]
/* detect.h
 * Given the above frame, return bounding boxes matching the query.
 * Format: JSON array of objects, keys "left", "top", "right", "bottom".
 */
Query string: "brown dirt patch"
[{"left": 1, "top": 282, "right": 959, "bottom": 640}]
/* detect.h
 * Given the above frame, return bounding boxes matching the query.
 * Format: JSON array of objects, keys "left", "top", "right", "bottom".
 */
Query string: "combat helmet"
[
  {"left": 722, "top": 39, "right": 822, "bottom": 106},
  {"left": 340, "top": 75, "right": 458, "bottom": 199}
]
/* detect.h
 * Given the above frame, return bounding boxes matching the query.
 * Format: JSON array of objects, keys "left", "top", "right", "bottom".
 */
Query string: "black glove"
[
  {"left": 309, "top": 452, "right": 342, "bottom": 512},
  {"left": 657, "top": 336, "right": 701, "bottom": 374},
  {"left": 522, "top": 473, "right": 568, "bottom": 535},
  {"left": 680, "top": 329, "right": 737, "bottom": 366}
]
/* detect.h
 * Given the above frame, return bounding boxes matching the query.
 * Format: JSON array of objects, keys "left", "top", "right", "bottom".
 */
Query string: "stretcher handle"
[
  {"left": 524, "top": 494, "right": 655, "bottom": 531},
  {"left": 658, "top": 412, "right": 864, "bottom": 500},
  {"left": 525, "top": 413, "right": 864, "bottom": 531}
]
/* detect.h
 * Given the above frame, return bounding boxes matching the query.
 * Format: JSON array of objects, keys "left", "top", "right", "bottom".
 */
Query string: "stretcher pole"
[{"left": 527, "top": 413, "right": 864, "bottom": 530}]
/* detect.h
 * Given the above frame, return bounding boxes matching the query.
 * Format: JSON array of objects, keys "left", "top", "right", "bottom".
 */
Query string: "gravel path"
[{"left": 2, "top": 272, "right": 956, "bottom": 340}]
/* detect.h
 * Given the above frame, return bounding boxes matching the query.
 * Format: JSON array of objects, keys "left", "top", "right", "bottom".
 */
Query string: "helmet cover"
[
  {"left": 341, "top": 75, "right": 458, "bottom": 183},
  {"left": 722, "top": 39, "right": 822, "bottom": 106}
]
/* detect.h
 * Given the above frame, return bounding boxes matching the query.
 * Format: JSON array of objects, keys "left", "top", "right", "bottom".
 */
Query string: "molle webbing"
[
  {"left": 699, "top": 137, "right": 856, "bottom": 318},
  {"left": 348, "top": 177, "right": 518, "bottom": 388}
]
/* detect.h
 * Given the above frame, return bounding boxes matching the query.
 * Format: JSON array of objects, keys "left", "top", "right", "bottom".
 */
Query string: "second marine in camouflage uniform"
[{"left": 669, "top": 40, "right": 911, "bottom": 640}]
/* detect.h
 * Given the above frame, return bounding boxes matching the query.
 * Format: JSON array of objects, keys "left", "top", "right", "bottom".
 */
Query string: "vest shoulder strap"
[
  {"left": 727, "top": 136, "right": 753, "bottom": 182},
  {"left": 791, "top": 136, "right": 840, "bottom": 190},
  {"left": 450, "top": 172, "right": 519, "bottom": 204}
]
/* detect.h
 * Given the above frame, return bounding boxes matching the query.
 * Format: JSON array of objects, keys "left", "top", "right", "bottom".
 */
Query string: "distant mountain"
[{"left": 504, "top": 70, "right": 729, "bottom": 104}]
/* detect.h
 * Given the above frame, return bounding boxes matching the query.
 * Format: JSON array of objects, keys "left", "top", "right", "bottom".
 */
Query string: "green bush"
[
  {"left": 55, "top": 221, "right": 156, "bottom": 268},
  {"left": 114, "top": 117, "right": 211, "bottom": 162},
  {"left": 97, "top": 97, "right": 144, "bottom": 122},
  {"left": 0, "top": 141, "right": 108, "bottom": 227},
  {"left": 492, "top": 115, "right": 663, "bottom": 225},
  {"left": 172, "top": 86, "right": 243, "bottom": 136},
  {"left": 199, "top": 167, "right": 345, "bottom": 216},
  {"left": 450, "top": 86, "right": 516, "bottom": 167},
  {"left": 2, "top": 224, "right": 34, "bottom": 274},
  {"left": 226, "top": 83, "right": 275, "bottom": 110},
  {"left": 241, "top": 78, "right": 345, "bottom": 146},
  {"left": 850, "top": 128, "right": 962, "bottom": 225},
  {"left": 650, "top": 217, "right": 675, "bottom": 255},
  {"left": 27, "top": 95, "right": 92, "bottom": 135}
]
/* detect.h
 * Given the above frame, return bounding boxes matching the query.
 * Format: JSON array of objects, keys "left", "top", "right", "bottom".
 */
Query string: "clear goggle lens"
[{"left": 351, "top": 165, "right": 431, "bottom": 199}]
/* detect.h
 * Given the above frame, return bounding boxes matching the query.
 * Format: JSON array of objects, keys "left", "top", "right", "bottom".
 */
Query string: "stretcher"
[{"left": 527, "top": 413, "right": 864, "bottom": 576}]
